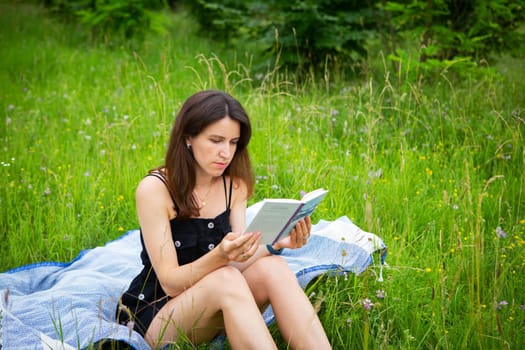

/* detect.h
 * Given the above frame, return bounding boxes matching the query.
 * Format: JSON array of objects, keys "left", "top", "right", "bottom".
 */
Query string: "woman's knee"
[
  {"left": 205, "top": 266, "right": 252, "bottom": 299},
  {"left": 250, "top": 255, "right": 295, "bottom": 284}
]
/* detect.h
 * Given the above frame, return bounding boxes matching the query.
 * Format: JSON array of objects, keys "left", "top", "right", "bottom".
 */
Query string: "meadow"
[{"left": 1, "top": 2, "right": 524, "bottom": 349}]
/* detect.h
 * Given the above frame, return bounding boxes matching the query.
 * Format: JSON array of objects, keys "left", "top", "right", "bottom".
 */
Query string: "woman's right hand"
[{"left": 220, "top": 231, "right": 261, "bottom": 262}]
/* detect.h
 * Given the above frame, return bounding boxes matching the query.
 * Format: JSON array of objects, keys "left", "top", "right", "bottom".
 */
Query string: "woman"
[{"left": 116, "top": 90, "right": 331, "bottom": 349}]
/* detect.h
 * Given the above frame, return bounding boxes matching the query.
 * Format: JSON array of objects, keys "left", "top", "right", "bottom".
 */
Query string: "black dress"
[{"left": 115, "top": 173, "right": 233, "bottom": 336}]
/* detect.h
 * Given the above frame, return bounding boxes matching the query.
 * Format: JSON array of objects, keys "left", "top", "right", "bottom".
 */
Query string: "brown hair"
[{"left": 156, "top": 90, "right": 254, "bottom": 218}]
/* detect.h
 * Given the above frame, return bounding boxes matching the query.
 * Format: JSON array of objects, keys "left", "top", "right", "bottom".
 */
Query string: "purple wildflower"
[
  {"left": 376, "top": 290, "right": 386, "bottom": 299},
  {"left": 495, "top": 300, "right": 509, "bottom": 309},
  {"left": 496, "top": 226, "right": 507, "bottom": 238},
  {"left": 363, "top": 298, "right": 374, "bottom": 310}
]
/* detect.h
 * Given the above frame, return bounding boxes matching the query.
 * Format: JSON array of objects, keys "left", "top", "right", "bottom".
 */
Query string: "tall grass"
[{"left": 1, "top": 2, "right": 524, "bottom": 349}]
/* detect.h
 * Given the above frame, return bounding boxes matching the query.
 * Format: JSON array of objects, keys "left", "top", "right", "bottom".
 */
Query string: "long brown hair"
[{"left": 157, "top": 90, "right": 254, "bottom": 218}]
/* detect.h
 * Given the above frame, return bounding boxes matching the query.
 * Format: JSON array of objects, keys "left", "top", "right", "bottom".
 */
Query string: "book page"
[{"left": 244, "top": 201, "right": 302, "bottom": 245}]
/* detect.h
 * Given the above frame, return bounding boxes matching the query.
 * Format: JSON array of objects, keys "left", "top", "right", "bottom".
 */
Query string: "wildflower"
[
  {"left": 496, "top": 226, "right": 507, "bottom": 239},
  {"left": 520, "top": 305, "right": 525, "bottom": 311},
  {"left": 84, "top": 171, "right": 91, "bottom": 177},
  {"left": 495, "top": 300, "right": 509, "bottom": 309},
  {"left": 43, "top": 188, "right": 51, "bottom": 196},
  {"left": 368, "top": 168, "right": 383, "bottom": 179},
  {"left": 300, "top": 190, "right": 306, "bottom": 198},
  {"left": 519, "top": 219, "right": 525, "bottom": 225},
  {"left": 376, "top": 290, "right": 386, "bottom": 299},
  {"left": 363, "top": 298, "right": 374, "bottom": 310},
  {"left": 425, "top": 267, "right": 432, "bottom": 273},
  {"left": 118, "top": 226, "right": 125, "bottom": 232}
]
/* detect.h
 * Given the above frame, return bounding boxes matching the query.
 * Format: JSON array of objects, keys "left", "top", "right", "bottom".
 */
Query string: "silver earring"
[{"left": 186, "top": 143, "right": 191, "bottom": 149}]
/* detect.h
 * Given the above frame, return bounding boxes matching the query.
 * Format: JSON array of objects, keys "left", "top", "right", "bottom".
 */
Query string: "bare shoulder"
[
  {"left": 229, "top": 176, "right": 249, "bottom": 204},
  {"left": 135, "top": 175, "right": 173, "bottom": 212}
]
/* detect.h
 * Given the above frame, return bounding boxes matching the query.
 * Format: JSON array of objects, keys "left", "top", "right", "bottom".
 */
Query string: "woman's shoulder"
[
  {"left": 136, "top": 172, "right": 170, "bottom": 201},
  {"left": 227, "top": 175, "right": 249, "bottom": 203}
]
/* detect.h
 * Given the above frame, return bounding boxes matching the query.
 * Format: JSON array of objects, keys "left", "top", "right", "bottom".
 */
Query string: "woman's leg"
[
  {"left": 242, "top": 255, "right": 332, "bottom": 350},
  {"left": 145, "top": 265, "right": 276, "bottom": 349}
]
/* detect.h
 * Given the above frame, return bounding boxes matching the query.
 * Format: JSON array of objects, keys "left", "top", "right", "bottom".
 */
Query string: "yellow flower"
[{"left": 425, "top": 267, "right": 432, "bottom": 273}]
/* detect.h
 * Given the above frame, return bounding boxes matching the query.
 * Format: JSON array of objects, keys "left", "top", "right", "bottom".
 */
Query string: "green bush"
[
  {"left": 184, "top": 0, "right": 525, "bottom": 80},
  {"left": 41, "top": 0, "right": 171, "bottom": 42},
  {"left": 380, "top": 0, "right": 525, "bottom": 61},
  {"left": 184, "top": 0, "right": 376, "bottom": 77}
]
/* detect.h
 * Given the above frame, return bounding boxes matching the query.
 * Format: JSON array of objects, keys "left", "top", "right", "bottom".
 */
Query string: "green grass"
[{"left": 1, "top": 2, "right": 524, "bottom": 349}]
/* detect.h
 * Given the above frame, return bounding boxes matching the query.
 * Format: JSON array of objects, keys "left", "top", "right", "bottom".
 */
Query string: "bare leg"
[
  {"left": 145, "top": 265, "right": 276, "bottom": 349},
  {"left": 242, "top": 255, "right": 332, "bottom": 350}
]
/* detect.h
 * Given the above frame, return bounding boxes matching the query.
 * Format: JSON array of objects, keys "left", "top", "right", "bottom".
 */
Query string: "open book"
[{"left": 245, "top": 188, "right": 328, "bottom": 245}]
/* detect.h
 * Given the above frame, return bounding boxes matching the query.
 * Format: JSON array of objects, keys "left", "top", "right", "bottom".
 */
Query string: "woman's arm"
[{"left": 136, "top": 176, "right": 258, "bottom": 297}]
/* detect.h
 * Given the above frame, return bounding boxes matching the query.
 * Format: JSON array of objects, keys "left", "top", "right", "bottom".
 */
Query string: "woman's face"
[{"left": 188, "top": 116, "right": 241, "bottom": 178}]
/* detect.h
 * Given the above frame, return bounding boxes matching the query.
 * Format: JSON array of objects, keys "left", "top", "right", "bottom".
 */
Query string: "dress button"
[
  {"left": 138, "top": 293, "right": 145, "bottom": 300},
  {"left": 174, "top": 240, "right": 181, "bottom": 248},
  {"left": 208, "top": 222, "right": 214, "bottom": 229},
  {"left": 208, "top": 243, "right": 215, "bottom": 250}
]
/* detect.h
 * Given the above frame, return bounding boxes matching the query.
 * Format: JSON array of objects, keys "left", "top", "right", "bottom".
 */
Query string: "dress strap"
[
  {"left": 147, "top": 171, "right": 168, "bottom": 187},
  {"left": 221, "top": 175, "right": 233, "bottom": 210},
  {"left": 146, "top": 171, "right": 177, "bottom": 205}
]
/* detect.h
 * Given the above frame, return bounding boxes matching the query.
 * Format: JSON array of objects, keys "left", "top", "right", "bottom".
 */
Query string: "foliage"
[
  {"left": 259, "top": 0, "right": 376, "bottom": 75},
  {"left": 379, "top": 0, "right": 525, "bottom": 61},
  {"left": 41, "top": 0, "right": 171, "bottom": 43},
  {"left": 184, "top": 0, "right": 525, "bottom": 79},
  {"left": 182, "top": 0, "right": 250, "bottom": 41},
  {"left": 183, "top": 0, "right": 376, "bottom": 76}
]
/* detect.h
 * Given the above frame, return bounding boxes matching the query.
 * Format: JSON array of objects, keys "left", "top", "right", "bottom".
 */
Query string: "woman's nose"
[{"left": 219, "top": 143, "right": 231, "bottom": 158}]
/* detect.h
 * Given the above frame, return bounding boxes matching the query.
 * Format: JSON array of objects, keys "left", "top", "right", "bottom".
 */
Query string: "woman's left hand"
[{"left": 273, "top": 216, "right": 312, "bottom": 250}]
